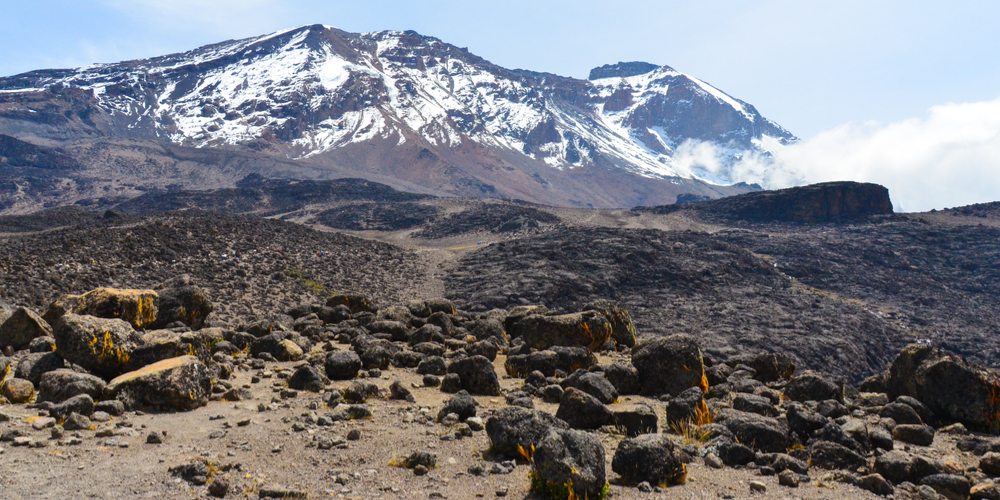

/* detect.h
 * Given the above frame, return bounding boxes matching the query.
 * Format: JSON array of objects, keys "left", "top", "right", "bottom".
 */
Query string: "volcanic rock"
[
  {"left": 531, "top": 428, "right": 606, "bottom": 500},
  {"left": 104, "top": 355, "right": 212, "bottom": 411},
  {"left": 0, "top": 307, "right": 51, "bottom": 351},
  {"left": 631, "top": 334, "right": 706, "bottom": 397}
]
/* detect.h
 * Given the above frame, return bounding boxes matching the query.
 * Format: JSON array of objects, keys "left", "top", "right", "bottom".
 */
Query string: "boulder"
[
  {"left": 37, "top": 369, "right": 106, "bottom": 403},
  {"left": 600, "top": 360, "right": 641, "bottom": 395},
  {"left": 275, "top": 339, "right": 303, "bottom": 362},
  {"left": 884, "top": 343, "right": 1000, "bottom": 431},
  {"left": 783, "top": 370, "right": 841, "bottom": 402},
  {"left": 73, "top": 288, "right": 158, "bottom": 329},
  {"left": 125, "top": 328, "right": 221, "bottom": 372},
  {"left": 504, "top": 305, "right": 548, "bottom": 334},
  {"left": 469, "top": 318, "right": 506, "bottom": 344},
  {"left": 28, "top": 336, "right": 55, "bottom": 352},
  {"left": 0, "top": 378, "right": 34, "bottom": 403},
  {"left": 612, "top": 434, "right": 685, "bottom": 486},
  {"left": 560, "top": 371, "right": 618, "bottom": 404},
  {"left": 326, "top": 294, "right": 377, "bottom": 314},
  {"left": 0, "top": 307, "right": 51, "bottom": 351},
  {"left": 747, "top": 352, "right": 796, "bottom": 382},
  {"left": 920, "top": 474, "right": 971, "bottom": 500},
  {"left": 612, "top": 403, "right": 658, "bottom": 437},
  {"left": 972, "top": 482, "right": 1000, "bottom": 500},
  {"left": 447, "top": 355, "right": 501, "bottom": 396},
  {"left": 437, "top": 390, "right": 477, "bottom": 422},
  {"left": 48, "top": 394, "right": 95, "bottom": 419},
  {"left": 665, "top": 387, "right": 708, "bottom": 427},
  {"left": 880, "top": 402, "right": 924, "bottom": 425},
  {"left": 531, "top": 428, "right": 607, "bottom": 500},
  {"left": 152, "top": 276, "right": 213, "bottom": 329},
  {"left": 104, "top": 356, "right": 212, "bottom": 411},
  {"left": 41, "top": 294, "right": 80, "bottom": 327},
  {"left": 857, "top": 474, "right": 894, "bottom": 496},
  {"left": 809, "top": 440, "right": 866, "bottom": 470},
  {"left": 287, "top": 365, "right": 324, "bottom": 392},
  {"left": 893, "top": 424, "right": 936, "bottom": 446},
  {"left": 980, "top": 453, "right": 1000, "bottom": 477},
  {"left": 732, "top": 393, "right": 779, "bottom": 418},
  {"left": 786, "top": 403, "right": 830, "bottom": 440},
  {"left": 53, "top": 313, "right": 144, "bottom": 380},
  {"left": 715, "top": 408, "right": 790, "bottom": 453},
  {"left": 325, "top": 350, "right": 362, "bottom": 380},
  {"left": 556, "top": 387, "right": 613, "bottom": 430},
  {"left": 582, "top": 300, "right": 637, "bottom": 348},
  {"left": 631, "top": 334, "right": 707, "bottom": 397},
  {"left": 875, "top": 450, "right": 943, "bottom": 484},
  {"left": 486, "top": 406, "right": 569, "bottom": 460},
  {"left": 15, "top": 352, "right": 65, "bottom": 386},
  {"left": 509, "top": 311, "right": 612, "bottom": 352},
  {"left": 417, "top": 356, "right": 447, "bottom": 376},
  {"left": 504, "top": 347, "right": 598, "bottom": 378}
]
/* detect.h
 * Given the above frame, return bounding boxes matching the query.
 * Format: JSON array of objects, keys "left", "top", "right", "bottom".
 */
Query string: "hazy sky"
[{"left": 3, "top": 0, "right": 1000, "bottom": 210}]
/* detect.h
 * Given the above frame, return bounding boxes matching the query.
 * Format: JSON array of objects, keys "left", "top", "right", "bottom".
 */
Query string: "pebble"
[
  {"left": 238, "top": 418, "right": 251, "bottom": 427},
  {"left": 778, "top": 469, "right": 800, "bottom": 487},
  {"left": 750, "top": 481, "right": 767, "bottom": 493},
  {"left": 347, "top": 429, "right": 361, "bottom": 441},
  {"left": 32, "top": 417, "right": 56, "bottom": 430},
  {"left": 495, "top": 487, "right": 508, "bottom": 497},
  {"left": 466, "top": 417, "right": 484, "bottom": 432},
  {"left": 704, "top": 453, "right": 724, "bottom": 469}
]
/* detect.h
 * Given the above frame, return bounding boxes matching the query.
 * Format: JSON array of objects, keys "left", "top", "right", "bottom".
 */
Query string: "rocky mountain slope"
[
  {"left": 3, "top": 180, "right": 998, "bottom": 385},
  {"left": 0, "top": 24, "right": 795, "bottom": 209}
]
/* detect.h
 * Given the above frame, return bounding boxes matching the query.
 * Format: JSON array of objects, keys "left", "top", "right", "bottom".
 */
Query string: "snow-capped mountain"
[{"left": 0, "top": 25, "right": 796, "bottom": 207}]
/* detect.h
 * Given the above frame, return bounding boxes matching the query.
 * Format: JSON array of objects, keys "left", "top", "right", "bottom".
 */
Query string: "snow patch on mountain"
[{"left": 0, "top": 25, "right": 796, "bottom": 187}]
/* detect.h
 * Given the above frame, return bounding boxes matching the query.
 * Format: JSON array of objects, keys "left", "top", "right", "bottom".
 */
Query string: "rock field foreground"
[{"left": 2, "top": 281, "right": 1000, "bottom": 500}]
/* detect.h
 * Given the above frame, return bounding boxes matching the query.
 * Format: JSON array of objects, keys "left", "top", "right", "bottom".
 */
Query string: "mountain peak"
[{"left": 588, "top": 61, "right": 665, "bottom": 80}]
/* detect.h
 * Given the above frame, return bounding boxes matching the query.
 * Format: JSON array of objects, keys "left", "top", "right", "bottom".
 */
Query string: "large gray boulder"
[
  {"left": 37, "top": 369, "right": 106, "bottom": 403},
  {"left": 0, "top": 307, "right": 51, "bottom": 351},
  {"left": 532, "top": 428, "right": 607, "bottom": 500},
  {"left": 884, "top": 343, "right": 1000, "bottom": 431},
  {"left": 612, "top": 434, "right": 685, "bottom": 486},
  {"left": 631, "top": 334, "right": 706, "bottom": 397},
  {"left": 150, "top": 275, "right": 213, "bottom": 329},
  {"left": 53, "top": 313, "right": 144, "bottom": 380},
  {"left": 509, "top": 312, "right": 612, "bottom": 352},
  {"left": 104, "top": 355, "right": 211, "bottom": 411},
  {"left": 485, "top": 407, "right": 569, "bottom": 460},
  {"left": 447, "top": 355, "right": 501, "bottom": 396}
]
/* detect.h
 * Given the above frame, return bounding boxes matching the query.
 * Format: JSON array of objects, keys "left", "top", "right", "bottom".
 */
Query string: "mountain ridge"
[{"left": 0, "top": 24, "right": 795, "bottom": 209}]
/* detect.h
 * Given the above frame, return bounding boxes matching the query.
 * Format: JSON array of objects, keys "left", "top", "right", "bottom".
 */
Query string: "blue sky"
[{"left": 3, "top": 0, "right": 1000, "bottom": 210}]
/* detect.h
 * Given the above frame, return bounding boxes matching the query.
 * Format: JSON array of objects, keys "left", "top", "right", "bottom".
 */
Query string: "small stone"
[
  {"left": 495, "top": 486, "right": 508, "bottom": 497},
  {"left": 90, "top": 411, "right": 111, "bottom": 423},
  {"left": 414, "top": 464, "right": 429, "bottom": 476},
  {"left": 208, "top": 478, "right": 229, "bottom": 498},
  {"left": 95, "top": 426, "right": 115, "bottom": 437},
  {"left": 347, "top": 429, "right": 361, "bottom": 441},
  {"left": 749, "top": 481, "right": 767, "bottom": 493},
  {"left": 704, "top": 453, "right": 724, "bottom": 469},
  {"left": 778, "top": 469, "right": 800, "bottom": 487},
  {"left": 466, "top": 416, "right": 485, "bottom": 432},
  {"left": 147, "top": 432, "right": 164, "bottom": 444},
  {"left": 637, "top": 481, "right": 653, "bottom": 492},
  {"left": 237, "top": 418, "right": 251, "bottom": 427},
  {"left": 32, "top": 417, "right": 56, "bottom": 430},
  {"left": 50, "top": 426, "right": 64, "bottom": 439},
  {"left": 13, "top": 437, "right": 32, "bottom": 447}
]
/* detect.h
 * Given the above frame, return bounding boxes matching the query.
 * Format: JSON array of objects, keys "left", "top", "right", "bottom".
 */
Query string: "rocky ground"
[{"left": 2, "top": 180, "right": 1000, "bottom": 499}]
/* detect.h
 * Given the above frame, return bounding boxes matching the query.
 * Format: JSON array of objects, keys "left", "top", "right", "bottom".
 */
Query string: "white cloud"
[{"left": 708, "top": 98, "right": 1000, "bottom": 212}]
